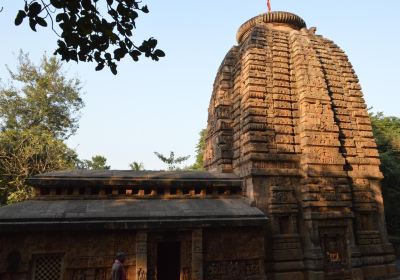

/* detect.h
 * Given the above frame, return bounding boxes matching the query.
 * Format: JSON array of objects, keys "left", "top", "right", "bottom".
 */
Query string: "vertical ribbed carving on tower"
[{"left": 205, "top": 11, "right": 396, "bottom": 280}]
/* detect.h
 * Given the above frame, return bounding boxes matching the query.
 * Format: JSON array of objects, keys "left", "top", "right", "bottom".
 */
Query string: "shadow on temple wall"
[{"left": 387, "top": 215, "right": 400, "bottom": 270}]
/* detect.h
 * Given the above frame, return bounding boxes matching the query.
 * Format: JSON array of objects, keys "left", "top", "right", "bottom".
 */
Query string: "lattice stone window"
[{"left": 32, "top": 254, "right": 63, "bottom": 280}]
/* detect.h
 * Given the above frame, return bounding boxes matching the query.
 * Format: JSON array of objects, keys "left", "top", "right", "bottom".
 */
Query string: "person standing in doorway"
[{"left": 111, "top": 252, "right": 126, "bottom": 280}]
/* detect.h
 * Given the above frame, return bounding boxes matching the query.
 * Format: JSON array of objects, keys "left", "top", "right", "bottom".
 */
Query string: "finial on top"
[
  {"left": 267, "top": 0, "right": 272, "bottom": 13},
  {"left": 237, "top": 12, "right": 307, "bottom": 43}
]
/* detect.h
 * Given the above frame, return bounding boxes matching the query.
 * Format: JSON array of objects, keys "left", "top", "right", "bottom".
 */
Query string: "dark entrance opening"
[{"left": 157, "top": 242, "right": 180, "bottom": 280}]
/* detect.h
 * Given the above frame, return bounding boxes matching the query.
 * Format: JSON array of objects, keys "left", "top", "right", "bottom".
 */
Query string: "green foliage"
[
  {"left": 129, "top": 161, "right": 144, "bottom": 171},
  {"left": 0, "top": 52, "right": 84, "bottom": 139},
  {"left": 14, "top": 0, "right": 165, "bottom": 75},
  {"left": 78, "top": 155, "right": 111, "bottom": 170},
  {"left": 370, "top": 112, "right": 400, "bottom": 222},
  {"left": 0, "top": 128, "right": 78, "bottom": 204},
  {"left": 190, "top": 129, "right": 206, "bottom": 170},
  {"left": 154, "top": 151, "right": 190, "bottom": 171},
  {"left": 0, "top": 53, "right": 84, "bottom": 204}
]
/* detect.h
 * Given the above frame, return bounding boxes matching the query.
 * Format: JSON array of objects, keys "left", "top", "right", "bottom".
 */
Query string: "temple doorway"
[{"left": 157, "top": 242, "right": 181, "bottom": 280}]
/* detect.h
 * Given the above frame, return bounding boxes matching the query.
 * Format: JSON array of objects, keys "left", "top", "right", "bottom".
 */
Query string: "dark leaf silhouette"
[
  {"left": 15, "top": 10, "right": 26, "bottom": 26},
  {"left": 154, "top": 151, "right": 190, "bottom": 171},
  {"left": 14, "top": 0, "right": 165, "bottom": 74}
]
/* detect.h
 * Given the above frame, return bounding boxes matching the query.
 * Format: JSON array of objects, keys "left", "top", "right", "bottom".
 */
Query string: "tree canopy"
[
  {"left": 0, "top": 128, "right": 78, "bottom": 204},
  {"left": 370, "top": 112, "right": 400, "bottom": 233},
  {"left": 78, "top": 155, "right": 111, "bottom": 170},
  {"left": 190, "top": 129, "right": 206, "bottom": 170},
  {"left": 0, "top": 52, "right": 84, "bottom": 139},
  {"left": 0, "top": 53, "right": 84, "bottom": 204},
  {"left": 129, "top": 161, "right": 144, "bottom": 171},
  {"left": 13, "top": 0, "right": 165, "bottom": 74},
  {"left": 154, "top": 151, "right": 190, "bottom": 171}
]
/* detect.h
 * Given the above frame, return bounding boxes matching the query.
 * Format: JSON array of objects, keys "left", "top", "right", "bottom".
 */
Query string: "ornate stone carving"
[
  {"left": 204, "top": 259, "right": 261, "bottom": 280},
  {"left": 192, "top": 229, "right": 203, "bottom": 280},
  {"left": 136, "top": 231, "right": 147, "bottom": 280},
  {"left": 205, "top": 10, "right": 395, "bottom": 279},
  {"left": 137, "top": 268, "right": 147, "bottom": 280}
]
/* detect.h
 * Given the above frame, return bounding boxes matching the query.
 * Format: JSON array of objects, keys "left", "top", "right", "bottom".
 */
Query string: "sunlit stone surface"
[{"left": 205, "top": 11, "right": 397, "bottom": 280}]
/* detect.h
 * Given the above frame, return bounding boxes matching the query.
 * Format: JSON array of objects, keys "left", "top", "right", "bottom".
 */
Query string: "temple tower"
[{"left": 205, "top": 11, "right": 396, "bottom": 280}]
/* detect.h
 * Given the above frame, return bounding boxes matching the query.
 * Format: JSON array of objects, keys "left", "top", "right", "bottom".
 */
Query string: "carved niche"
[{"left": 319, "top": 227, "right": 348, "bottom": 274}]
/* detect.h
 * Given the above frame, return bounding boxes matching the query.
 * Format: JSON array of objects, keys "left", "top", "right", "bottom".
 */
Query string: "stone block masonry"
[{"left": 205, "top": 11, "right": 397, "bottom": 280}]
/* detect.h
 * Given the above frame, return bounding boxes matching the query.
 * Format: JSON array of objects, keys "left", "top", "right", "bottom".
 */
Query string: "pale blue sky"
[{"left": 0, "top": 1, "right": 399, "bottom": 170}]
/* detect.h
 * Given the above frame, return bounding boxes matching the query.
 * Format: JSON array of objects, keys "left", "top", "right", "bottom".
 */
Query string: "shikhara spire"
[{"left": 205, "top": 10, "right": 397, "bottom": 280}]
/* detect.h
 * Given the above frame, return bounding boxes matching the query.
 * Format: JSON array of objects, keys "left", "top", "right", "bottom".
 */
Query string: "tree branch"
[{"left": 40, "top": 0, "right": 60, "bottom": 37}]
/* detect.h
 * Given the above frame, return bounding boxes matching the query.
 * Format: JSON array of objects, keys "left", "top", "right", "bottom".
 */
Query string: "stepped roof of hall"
[{"left": 27, "top": 170, "right": 241, "bottom": 187}]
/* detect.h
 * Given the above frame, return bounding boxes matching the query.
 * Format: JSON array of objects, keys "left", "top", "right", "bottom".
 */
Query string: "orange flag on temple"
[{"left": 267, "top": 0, "right": 271, "bottom": 12}]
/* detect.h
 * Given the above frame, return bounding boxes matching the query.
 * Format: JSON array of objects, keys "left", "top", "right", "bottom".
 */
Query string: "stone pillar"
[
  {"left": 191, "top": 229, "right": 203, "bottom": 280},
  {"left": 136, "top": 231, "right": 147, "bottom": 280}
]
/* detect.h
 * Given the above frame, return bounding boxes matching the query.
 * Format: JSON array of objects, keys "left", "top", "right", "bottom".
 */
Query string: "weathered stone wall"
[
  {"left": 0, "top": 227, "right": 266, "bottom": 280},
  {"left": 205, "top": 11, "right": 397, "bottom": 280},
  {"left": 0, "top": 231, "right": 136, "bottom": 280},
  {"left": 204, "top": 227, "right": 266, "bottom": 280}
]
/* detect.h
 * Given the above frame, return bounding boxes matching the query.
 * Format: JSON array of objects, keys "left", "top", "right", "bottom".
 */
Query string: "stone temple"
[
  {"left": 0, "top": 11, "right": 397, "bottom": 280},
  {"left": 204, "top": 11, "right": 397, "bottom": 279}
]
